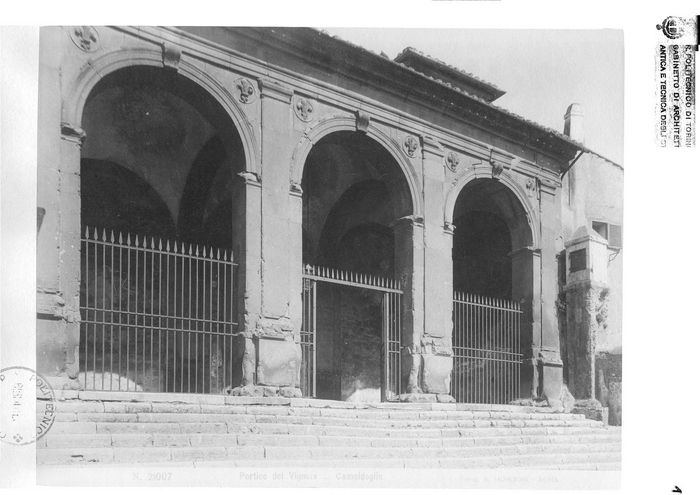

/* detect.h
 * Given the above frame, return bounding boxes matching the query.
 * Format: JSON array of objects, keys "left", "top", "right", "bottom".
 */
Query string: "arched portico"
[
  {"left": 39, "top": 46, "right": 260, "bottom": 391},
  {"left": 447, "top": 167, "right": 543, "bottom": 403},
  {"left": 297, "top": 128, "right": 420, "bottom": 401}
]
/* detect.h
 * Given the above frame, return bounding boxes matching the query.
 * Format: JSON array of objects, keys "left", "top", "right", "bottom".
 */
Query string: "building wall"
[
  {"left": 37, "top": 26, "right": 592, "bottom": 403},
  {"left": 561, "top": 152, "right": 623, "bottom": 424}
]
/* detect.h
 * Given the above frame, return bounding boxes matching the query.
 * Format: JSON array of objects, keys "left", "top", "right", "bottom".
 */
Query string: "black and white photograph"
[{"left": 0, "top": 4, "right": 698, "bottom": 494}]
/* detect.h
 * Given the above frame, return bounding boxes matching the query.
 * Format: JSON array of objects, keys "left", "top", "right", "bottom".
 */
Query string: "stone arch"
[
  {"left": 444, "top": 163, "right": 539, "bottom": 249},
  {"left": 63, "top": 47, "right": 260, "bottom": 175},
  {"left": 290, "top": 115, "right": 423, "bottom": 218}
]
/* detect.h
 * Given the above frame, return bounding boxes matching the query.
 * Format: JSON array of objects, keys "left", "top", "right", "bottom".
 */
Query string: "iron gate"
[
  {"left": 80, "top": 227, "right": 238, "bottom": 394},
  {"left": 451, "top": 292, "right": 522, "bottom": 404},
  {"left": 301, "top": 264, "right": 402, "bottom": 401}
]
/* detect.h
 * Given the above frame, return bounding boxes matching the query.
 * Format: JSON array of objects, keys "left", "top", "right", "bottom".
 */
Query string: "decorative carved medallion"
[
  {"left": 294, "top": 97, "right": 314, "bottom": 122},
  {"left": 356, "top": 111, "right": 370, "bottom": 133},
  {"left": 234, "top": 78, "right": 256, "bottom": 104},
  {"left": 446, "top": 151, "right": 461, "bottom": 172},
  {"left": 403, "top": 135, "right": 419, "bottom": 158},
  {"left": 70, "top": 26, "right": 99, "bottom": 52},
  {"left": 526, "top": 178, "right": 537, "bottom": 197}
]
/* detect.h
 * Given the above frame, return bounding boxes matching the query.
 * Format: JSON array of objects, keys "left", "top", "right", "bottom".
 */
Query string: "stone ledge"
[{"left": 51, "top": 390, "right": 564, "bottom": 415}]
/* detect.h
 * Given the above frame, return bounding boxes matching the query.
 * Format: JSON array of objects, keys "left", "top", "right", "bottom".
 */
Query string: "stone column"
[
  {"left": 391, "top": 216, "right": 424, "bottom": 397},
  {"left": 417, "top": 137, "right": 454, "bottom": 401},
  {"left": 509, "top": 246, "right": 540, "bottom": 399},
  {"left": 250, "top": 78, "right": 301, "bottom": 396},
  {"left": 231, "top": 172, "right": 262, "bottom": 388},
  {"left": 537, "top": 180, "right": 564, "bottom": 401}
]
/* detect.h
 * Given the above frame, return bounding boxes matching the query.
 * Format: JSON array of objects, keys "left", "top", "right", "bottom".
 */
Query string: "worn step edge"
[
  {"left": 37, "top": 447, "right": 621, "bottom": 467},
  {"left": 45, "top": 421, "right": 620, "bottom": 439},
  {"left": 54, "top": 390, "right": 559, "bottom": 413},
  {"left": 46, "top": 412, "right": 601, "bottom": 431},
  {"left": 38, "top": 431, "right": 622, "bottom": 450},
  {"left": 50, "top": 401, "right": 583, "bottom": 421}
]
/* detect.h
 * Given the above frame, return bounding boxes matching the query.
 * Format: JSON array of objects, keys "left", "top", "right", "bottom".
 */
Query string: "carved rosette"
[
  {"left": 70, "top": 26, "right": 99, "bottom": 52},
  {"left": 403, "top": 135, "right": 419, "bottom": 158},
  {"left": 445, "top": 151, "right": 461, "bottom": 172},
  {"left": 234, "top": 78, "right": 257, "bottom": 104},
  {"left": 294, "top": 97, "right": 314, "bottom": 122}
]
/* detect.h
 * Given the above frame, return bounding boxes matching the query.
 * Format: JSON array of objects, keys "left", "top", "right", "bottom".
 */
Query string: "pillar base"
[
  {"left": 255, "top": 337, "right": 300, "bottom": 388},
  {"left": 538, "top": 349, "right": 563, "bottom": 402},
  {"left": 226, "top": 385, "right": 302, "bottom": 398}
]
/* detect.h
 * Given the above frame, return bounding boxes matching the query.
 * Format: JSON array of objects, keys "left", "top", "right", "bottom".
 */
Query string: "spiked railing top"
[
  {"left": 303, "top": 263, "right": 402, "bottom": 293},
  {"left": 83, "top": 226, "right": 236, "bottom": 264},
  {"left": 453, "top": 291, "right": 521, "bottom": 312}
]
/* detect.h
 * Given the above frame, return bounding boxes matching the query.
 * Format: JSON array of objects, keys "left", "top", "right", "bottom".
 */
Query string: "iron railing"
[
  {"left": 301, "top": 264, "right": 402, "bottom": 401},
  {"left": 80, "top": 227, "right": 238, "bottom": 394},
  {"left": 452, "top": 292, "right": 522, "bottom": 404}
]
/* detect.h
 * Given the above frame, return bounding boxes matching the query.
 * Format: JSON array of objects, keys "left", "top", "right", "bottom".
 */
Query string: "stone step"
[
  {"left": 51, "top": 401, "right": 587, "bottom": 422},
  {"left": 46, "top": 418, "right": 619, "bottom": 439},
  {"left": 39, "top": 430, "right": 622, "bottom": 450},
  {"left": 47, "top": 411, "right": 600, "bottom": 431},
  {"left": 521, "top": 462, "right": 622, "bottom": 471},
  {"left": 54, "top": 391, "right": 561, "bottom": 414},
  {"left": 37, "top": 442, "right": 621, "bottom": 465}
]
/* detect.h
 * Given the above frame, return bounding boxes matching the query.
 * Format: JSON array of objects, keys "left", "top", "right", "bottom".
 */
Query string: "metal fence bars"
[
  {"left": 451, "top": 292, "right": 522, "bottom": 404},
  {"left": 80, "top": 227, "right": 238, "bottom": 394},
  {"left": 301, "top": 265, "right": 402, "bottom": 401}
]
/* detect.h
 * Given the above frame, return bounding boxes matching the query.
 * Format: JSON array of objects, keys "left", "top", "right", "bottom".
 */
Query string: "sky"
[{"left": 324, "top": 28, "right": 624, "bottom": 165}]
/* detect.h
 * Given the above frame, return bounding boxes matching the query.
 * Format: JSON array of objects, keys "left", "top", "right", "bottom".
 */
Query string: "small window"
[
  {"left": 608, "top": 224, "right": 623, "bottom": 249},
  {"left": 592, "top": 221, "right": 608, "bottom": 239},
  {"left": 591, "top": 221, "right": 622, "bottom": 250},
  {"left": 569, "top": 248, "right": 587, "bottom": 273}
]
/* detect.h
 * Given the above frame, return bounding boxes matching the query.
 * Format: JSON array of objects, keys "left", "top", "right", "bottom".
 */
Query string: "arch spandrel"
[
  {"left": 290, "top": 116, "right": 423, "bottom": 219},
  {"left": 63, "top": 48, "right": 260, "bottom": 175}
]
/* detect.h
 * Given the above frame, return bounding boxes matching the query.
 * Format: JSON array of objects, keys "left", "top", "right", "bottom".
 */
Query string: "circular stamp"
[{"left": 0, "top": 366, "right": 56, "bottom": 445}]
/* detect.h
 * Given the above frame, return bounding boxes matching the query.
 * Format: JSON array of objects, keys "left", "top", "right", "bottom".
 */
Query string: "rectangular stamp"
[{"left": 655, "top": 16, "right": 699, "bottom": 147}]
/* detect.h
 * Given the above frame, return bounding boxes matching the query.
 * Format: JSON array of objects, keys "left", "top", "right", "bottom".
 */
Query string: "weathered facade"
[{"left": 36, "top": 27, "right": 622, "bottom": 423}]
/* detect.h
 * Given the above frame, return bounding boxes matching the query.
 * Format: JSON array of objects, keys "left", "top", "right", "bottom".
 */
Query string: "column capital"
[
  {"left": 289, "top": 181, "right": 303, "bottom": 197},
  {"left": 237, "top": 171, "right": 262, "bottom": 188},
  {"left": 60, "top": 122, "right": 86, "bottom": 148},
  {"left": 421, "top": 135, "right": 444, "bottom": 160},
  {"left": 539, "top": 177, "right": 560, "bottom": 196},
  {"left": 258, "top": 77, "right": 294, "bottom": 103},
  {"left": 390, "top": 214, "right": 425, "bottom": 231},
  {"left": 508, "top": 245, "right": 541, "bottom": 261}
]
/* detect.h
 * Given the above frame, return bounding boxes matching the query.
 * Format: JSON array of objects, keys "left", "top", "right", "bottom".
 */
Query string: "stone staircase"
[{"left": 37, "top": 391, "right": 621, "bottom": 470}]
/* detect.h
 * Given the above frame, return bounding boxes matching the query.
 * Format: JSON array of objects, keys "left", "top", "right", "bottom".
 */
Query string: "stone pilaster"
[
  {"left": 508, "top": 246, "right": 541, "bottom": 399},
  {"left": 391, "top": 215, "right": 424, "bottom": 396},
  {"left": 419, "top": 136, "right": 454, "bottom": 399},
  {"left": 537, "top": 179, "right": 564, "bottom": 401},
  {"left": 254, "top": 77, "right": 301, "bottom": 391},
  {"left": 231, "top": 172, "right": 262, "bottom": 387}
]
